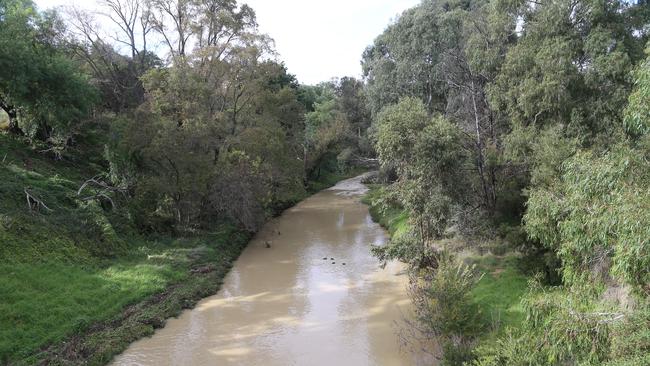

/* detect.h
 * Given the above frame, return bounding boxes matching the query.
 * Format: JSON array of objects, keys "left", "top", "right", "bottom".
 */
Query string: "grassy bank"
[
  {"left": 361, "top": 184, "right": 530, "bottom": 352},
  {"left": 361, "top": 184, "right": 409, "bottom": 238},
  {"left": 0, "top": 134, "right": 361, "bottom": 365},
  {"left": 465, "top": 254, "right": 528, "bottom": 341},
  {"left": 0, "top": 135, "right": 254, "bottom": 365},
  {"left": 9, "top": 231, "right": 249, "bottom": 365}
]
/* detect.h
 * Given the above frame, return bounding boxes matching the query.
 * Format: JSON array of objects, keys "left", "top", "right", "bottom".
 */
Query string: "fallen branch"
[
  {"left": 79, "top": 192, "right": 115, "bottom": 208},
  {"left": 77, "top": 174, "right": 127, "bottom": 208},
  {"left": 25, "top": 188, "right": 53, "bottom": 213},
  {"left": 77, "top": 175, "right": 128, "bottom": 195}
]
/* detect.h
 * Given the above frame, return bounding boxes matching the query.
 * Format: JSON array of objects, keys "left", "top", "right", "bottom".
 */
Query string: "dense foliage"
[
  {"left": 1, "top": 0, "right": 372, "bottom": 235},
  {"left": 0, "top": 0, "right": 96, "bottom": 141},
  {"left": 363, "top": 0, "right": 650, "bottom": 363}
]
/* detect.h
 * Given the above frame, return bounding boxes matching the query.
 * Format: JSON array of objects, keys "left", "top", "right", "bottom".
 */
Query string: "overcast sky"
[{"left": 34, "top": 0, "right": 420, "bottom": 85}]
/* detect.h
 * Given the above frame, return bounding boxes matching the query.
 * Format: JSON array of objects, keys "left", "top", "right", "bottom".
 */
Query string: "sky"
[{"left": 34, "top": 0, "right": 420, "bottom": 85}]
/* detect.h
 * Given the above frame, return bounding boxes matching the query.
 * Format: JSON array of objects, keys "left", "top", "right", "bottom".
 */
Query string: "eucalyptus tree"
[
  {"left": 65, "top": 1, "right": 158, "bottom": 112},
  {"left": 362, "top": 0, "right": 447, "bottom": 117},
  {"left": 333, "top": 78, "right": 366, "bottom": 135},
  {"left": 363, "top": 0, "right": 650, "bottom": 363},
  {"left": 475, "top": 56, "right": 650, "bottom": 362},
  {"left": 374, "top": 97, "right": 466, "bottom": 264},
  {"left": 364, "top": 0, "right": 512, "bottom": 235},
  {"left": 491, "top": 0, "right": 645, "bottom": 148},
  {"left": 302, "top": 84, "right": 349, "bottom": 178},
  {"left": 119, "top": 1, "right": 306, "bottom": 231},
  {"left": 523, "top": 43, "right": 650, "bottom": 292}
]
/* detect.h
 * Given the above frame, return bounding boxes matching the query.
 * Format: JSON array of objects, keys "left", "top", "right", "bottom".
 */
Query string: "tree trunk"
[
  {"left": 470, "top": 80, "right": 495, "bottom": 213},
  {"left": 303, "top": 144, "right": 309, "bottom": 184}
]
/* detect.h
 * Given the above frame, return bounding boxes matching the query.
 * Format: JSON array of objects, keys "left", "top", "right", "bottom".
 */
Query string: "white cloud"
[{"left": 35, "top": 0, "right": 419, "bottom": 84}]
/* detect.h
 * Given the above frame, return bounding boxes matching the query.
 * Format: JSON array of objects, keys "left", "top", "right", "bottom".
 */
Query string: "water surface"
[{"left": 112, "top": 176, "right": 427, "bottom": 366}]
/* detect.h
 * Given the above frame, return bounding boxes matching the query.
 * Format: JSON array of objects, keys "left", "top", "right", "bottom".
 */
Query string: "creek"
[{"left": 112, "top": 176, "right": 430, "bottom": 365}]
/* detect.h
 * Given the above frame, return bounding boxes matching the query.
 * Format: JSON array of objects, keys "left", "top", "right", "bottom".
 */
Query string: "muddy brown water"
[{"left": 111, "top": 176, "right": 432, "bottom": 366}]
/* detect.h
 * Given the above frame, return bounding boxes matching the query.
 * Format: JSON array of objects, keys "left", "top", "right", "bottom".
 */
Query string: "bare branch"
[{"left": 25, "top": 189, "right": 53, "bottom": 213}]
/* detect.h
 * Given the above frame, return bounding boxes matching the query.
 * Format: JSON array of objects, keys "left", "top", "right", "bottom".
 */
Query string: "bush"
[
  {"left": 607, "top": 303, "right": 650, "bottom": 365},
  {"left": 409, "top": 254, "right": 484, "bottom": 364}
]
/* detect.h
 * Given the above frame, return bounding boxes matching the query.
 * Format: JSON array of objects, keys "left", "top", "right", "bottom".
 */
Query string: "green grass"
[
  {"left": 0, "top": 261, "right": 184, "bottom": 360},
  {"left": 0, "top": 228, "right": 249, "bottom": 365},
  {"left": 29, "top": 230, "right": 249, "bottom": 365},
  {"left": 0, "top": 134, "right": 116, "bottom": 263},
  {"left": 0, "top": 228, "right": 249, "bottom": 364},
  {"left": 467, "top": 254, "right": 529, "bottom": 339}
]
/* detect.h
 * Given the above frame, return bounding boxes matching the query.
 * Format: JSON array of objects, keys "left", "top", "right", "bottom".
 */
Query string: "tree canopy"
[{"left": 363, "top": 0, "right": 650, "bottom": 363}]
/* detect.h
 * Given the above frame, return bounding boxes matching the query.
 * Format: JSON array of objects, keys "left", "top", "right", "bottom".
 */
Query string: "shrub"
[
  {"left": 408, "top": 254, "right": 484, "bottom": 364},
  {"left": 472, "top": 280, "right": 648, "bottom": 366}
]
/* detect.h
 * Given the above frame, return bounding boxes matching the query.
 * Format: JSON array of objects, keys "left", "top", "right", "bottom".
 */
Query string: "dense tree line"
[
  {"left": 0, "top": 0, "right": 370, "bottom": 234},
  {"left": 363, "top": 0, "right": 649, "bottom": 364}
]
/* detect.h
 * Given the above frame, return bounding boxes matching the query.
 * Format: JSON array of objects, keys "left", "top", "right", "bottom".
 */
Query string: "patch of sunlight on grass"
[
  {"left": 391, "top": 211, "right": 410, "bottom": 238},
  {"left": 0, "top": 261, "right": 185, "bottom": 360},
  {"left": 468, "top": 255, "right": 529, "bottom": 341},
  {"left": 101, "top": 263, "right": 186, "bottom": 294}
]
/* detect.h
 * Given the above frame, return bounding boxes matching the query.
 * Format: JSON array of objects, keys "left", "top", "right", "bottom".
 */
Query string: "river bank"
[
  {"left": 29, "top": 231, "right": 250, "bottom": 365},
  {"left": 37, "top": 172, "right": 367, "bottom": 366},
  {"left": 361, "top": 184, "right": 530, "bottom": 360},
  {"left": 23, "top": 179, "right": 361, "bottom": 366}
]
